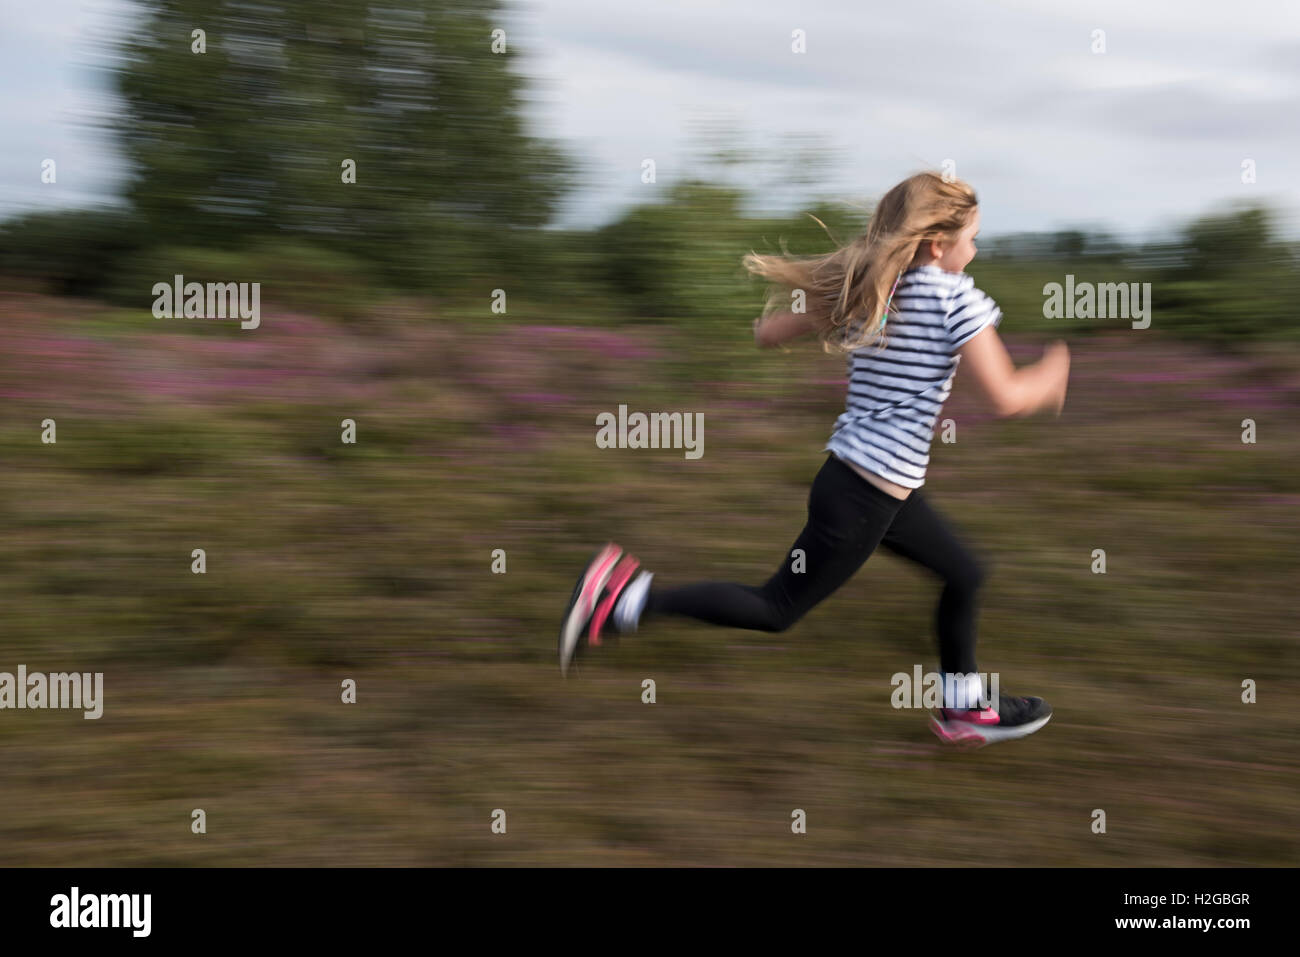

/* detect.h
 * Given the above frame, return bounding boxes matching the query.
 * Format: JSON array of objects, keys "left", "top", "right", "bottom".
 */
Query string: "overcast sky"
[{"left": 3, "top": 0, "right": 1298, "bottom": 239}]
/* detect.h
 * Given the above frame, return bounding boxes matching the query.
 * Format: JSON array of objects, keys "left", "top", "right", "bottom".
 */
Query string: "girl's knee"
[
  {"left": 761, "top": 601, "right": 803, "bottom": 633},
  {"left": 950, "top": 553, "right": 990, "bottom": 592}
]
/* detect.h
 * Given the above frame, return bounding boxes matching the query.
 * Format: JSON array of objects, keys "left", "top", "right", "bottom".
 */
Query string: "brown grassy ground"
[{"left": 1, "top": 291, "right": 1297, "bottom": 865}]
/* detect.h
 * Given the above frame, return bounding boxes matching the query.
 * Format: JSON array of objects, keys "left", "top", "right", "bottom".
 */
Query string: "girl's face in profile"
[{"left": 934, "top": 207, "right": 981, "bottom": 274}]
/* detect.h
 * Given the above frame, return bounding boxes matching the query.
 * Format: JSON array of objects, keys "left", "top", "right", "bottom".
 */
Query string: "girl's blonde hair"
[{"left": 743, "top": 171, "right": 979, "bottom": 354}]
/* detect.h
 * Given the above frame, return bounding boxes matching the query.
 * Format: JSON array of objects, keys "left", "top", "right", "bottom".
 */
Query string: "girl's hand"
[{"left": 754, "top": 311, "right": 816, "bottom": 349}]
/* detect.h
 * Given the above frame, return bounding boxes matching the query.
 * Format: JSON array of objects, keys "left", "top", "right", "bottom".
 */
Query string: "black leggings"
[{"left": 644, "top": 453, "right": 987, "bottom": 674}]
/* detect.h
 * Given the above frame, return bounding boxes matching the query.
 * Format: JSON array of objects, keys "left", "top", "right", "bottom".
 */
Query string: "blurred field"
[{"left": 1, "top": 290, "right": 1297, "bottom": 866}]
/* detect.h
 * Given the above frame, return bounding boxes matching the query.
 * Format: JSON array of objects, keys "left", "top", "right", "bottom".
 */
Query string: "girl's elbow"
[
  {"left": 990, "top": 388, "right": 1024, "bottom": 418},
  {"left": 993, "top": 396, "right": 1026, "bottom": 417}
]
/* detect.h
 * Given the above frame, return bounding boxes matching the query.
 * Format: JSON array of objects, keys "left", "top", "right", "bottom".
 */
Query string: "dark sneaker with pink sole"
[{"left": 930, "top": 691, "right": 1052, "bottom": 746}]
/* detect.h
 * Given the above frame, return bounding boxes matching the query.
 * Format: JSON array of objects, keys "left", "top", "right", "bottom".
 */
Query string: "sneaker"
[
  {"left": 558, "top": 543, "right": 635, "bottom": 676},
  {"left": 588, "top": 555, "right": 642, "bottom": 646},
  {"left": 929, "top": 691, "right": 1052, "bottom": 747}
]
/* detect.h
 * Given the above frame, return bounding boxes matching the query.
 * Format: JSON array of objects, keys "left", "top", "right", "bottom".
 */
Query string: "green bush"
[
  {"left": 103, "top": 240, "right": 379, "bottom": 320},
  {"left": 0, "top": 208, "right": 147, "bottom": 296}
]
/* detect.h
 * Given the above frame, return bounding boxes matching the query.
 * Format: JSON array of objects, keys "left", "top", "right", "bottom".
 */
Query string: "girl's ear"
[{"left": 912, "top": 236, "right": 942, "bottom": 265}]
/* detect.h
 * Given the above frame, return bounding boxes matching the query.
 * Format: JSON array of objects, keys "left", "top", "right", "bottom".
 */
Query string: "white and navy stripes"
[{"left": 824, "top": 264, "right": 1002, "bottom": 489}]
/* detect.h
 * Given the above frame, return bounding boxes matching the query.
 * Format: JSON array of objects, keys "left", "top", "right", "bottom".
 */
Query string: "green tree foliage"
[
  {"left": 0, "top": 209, "right": 144, "bottom": 296},
  {"left": 114, "top": 0, "right": 574, "bottom": 289},
  {"left": 591, "top": 180, "right": 867, "bottom": 328},
  {"left": 1, "top": 0, "right": 1297, "bottom": 345},
  {"left": 1129, "top": 205, "right": 1300, "bottom": 345}
]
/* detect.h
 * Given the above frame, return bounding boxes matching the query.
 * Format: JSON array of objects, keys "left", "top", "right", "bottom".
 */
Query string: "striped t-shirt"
[{"left": 824, "top": 264, "right": 1002, "bottom": 489}]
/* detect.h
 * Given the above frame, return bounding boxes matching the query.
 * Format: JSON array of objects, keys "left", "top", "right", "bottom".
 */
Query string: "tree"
[{"left": 113, "top": 0, "right": 574, "bottom": 288}]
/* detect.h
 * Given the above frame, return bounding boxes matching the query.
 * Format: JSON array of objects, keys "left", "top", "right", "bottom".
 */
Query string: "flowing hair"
[{"left": 743, "top": 171, "right": 979, "bottom": 354}]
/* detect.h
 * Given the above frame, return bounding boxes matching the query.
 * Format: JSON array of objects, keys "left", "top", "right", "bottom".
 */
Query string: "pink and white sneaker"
[
  {"left": 558, "top": 544, "right": 641, "bottom": 676},
  {"left": 929, "top": 692, "right": 1053, "bottom": 747}
]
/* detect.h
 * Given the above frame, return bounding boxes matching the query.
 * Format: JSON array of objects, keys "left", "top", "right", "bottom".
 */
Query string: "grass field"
[{"left": 1, "top": 290, "right": 1297, "bottom": 866}]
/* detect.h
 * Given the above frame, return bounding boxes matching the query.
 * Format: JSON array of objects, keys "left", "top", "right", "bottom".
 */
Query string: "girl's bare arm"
[{"left": 957, "top": 326, "right": 1070, "bottom": 417}]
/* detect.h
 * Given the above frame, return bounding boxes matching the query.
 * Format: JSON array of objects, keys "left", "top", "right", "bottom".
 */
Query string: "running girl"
[{"left": 558, "top": 171, "right": 1071, "bottom": 745}]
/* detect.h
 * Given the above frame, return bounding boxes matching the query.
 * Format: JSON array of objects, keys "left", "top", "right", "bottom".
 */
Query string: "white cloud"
[{"left": 2, "top": 0, "right": 1297, "bottom": 237}]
